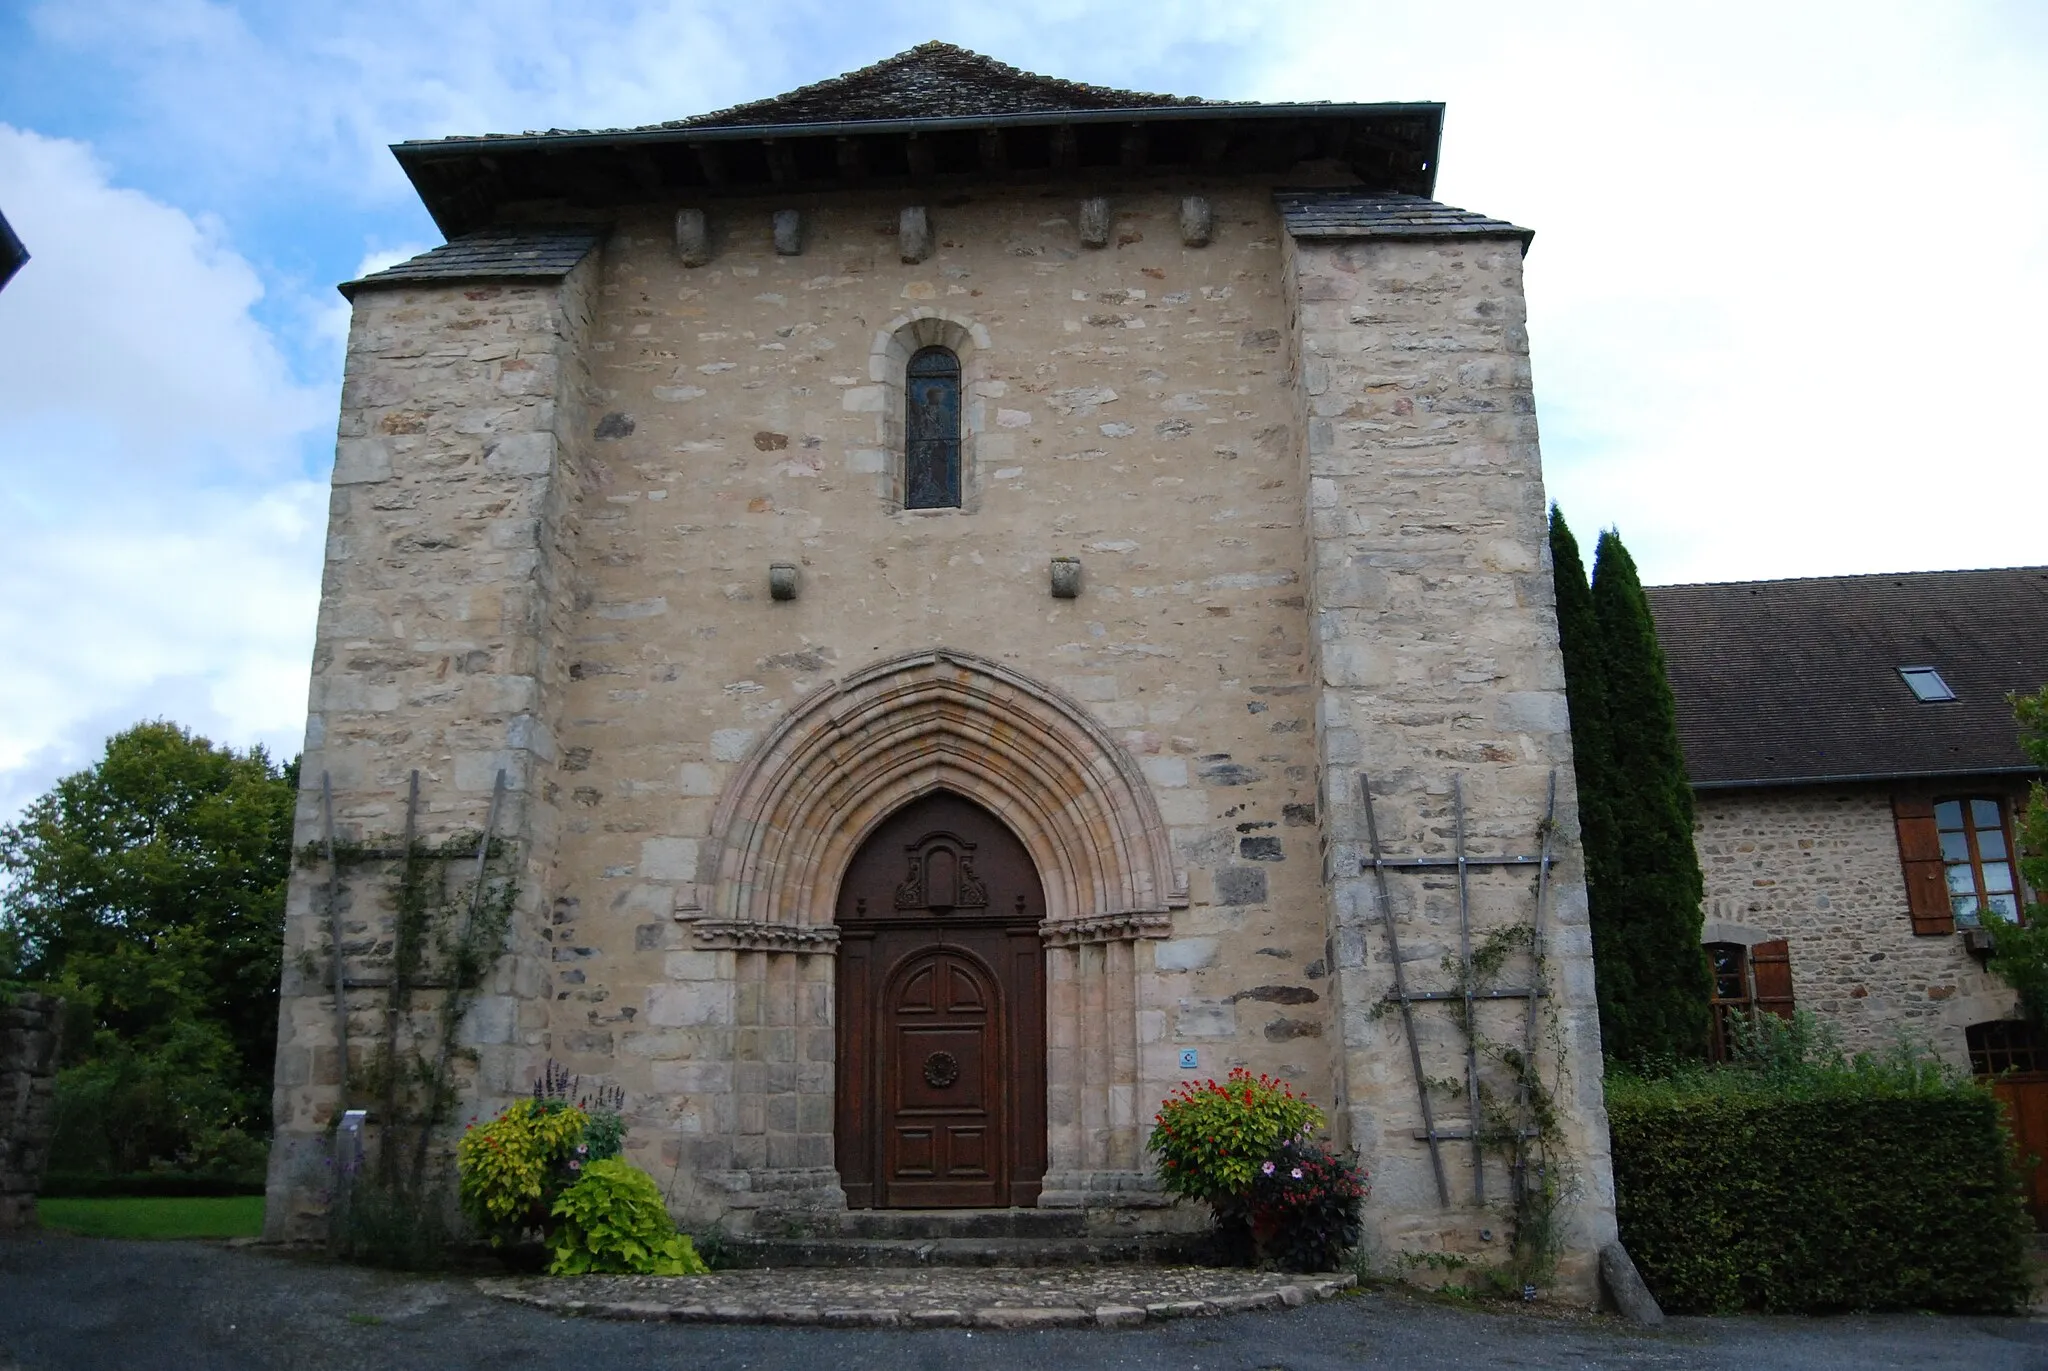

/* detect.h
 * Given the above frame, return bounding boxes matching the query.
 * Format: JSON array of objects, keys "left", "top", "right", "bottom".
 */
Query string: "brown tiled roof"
[
  {"left": 1645, "top": 567, "right": 2048, "bottom": 788},
  {"left": 680, "top": 41, "right": 1214, "bottom": 128}
]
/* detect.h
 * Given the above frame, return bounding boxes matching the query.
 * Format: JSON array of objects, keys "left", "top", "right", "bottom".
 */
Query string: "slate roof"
[
  {"left": 388, "top": 44, "right": 1444, "bottom": 236},
  {"left": 679, "top": 41, "right": 1214, "bottom": 128},
  {"left": 1274, "top": 190, "right": 1532, "bottom": 249},
  {"left": 1645, "top": 567, "right": 2048, "bottom": 789},
  {"left": 338, "top": 228, "right": 603, "bottom": 299}
]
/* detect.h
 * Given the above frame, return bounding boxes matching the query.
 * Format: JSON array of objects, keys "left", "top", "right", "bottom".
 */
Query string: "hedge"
[{"left": 1607, "top": 1072, "right": 2032, "bottom": 1313}]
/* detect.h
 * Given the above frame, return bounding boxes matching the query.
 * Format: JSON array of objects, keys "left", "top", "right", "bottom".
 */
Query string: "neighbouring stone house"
[
  {"left": 266, "top": 42, "right": 1618, "bottom": 1289},
  {"left": 1648, "top": 568, "right": 2048, "bottom": 1067}
]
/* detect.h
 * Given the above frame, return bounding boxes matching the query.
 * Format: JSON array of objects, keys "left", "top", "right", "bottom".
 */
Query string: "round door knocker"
[{"left": 923, "top": 1050, "right": 960, "bottom": 1089}]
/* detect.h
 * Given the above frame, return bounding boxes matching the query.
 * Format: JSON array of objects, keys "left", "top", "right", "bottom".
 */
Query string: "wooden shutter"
[
  {"left": 1891, "top": 793, "right": 1954, "bottom": 936},
  {"left": 1749, "top": 939, "right": 1796, "bottom": 1022}
]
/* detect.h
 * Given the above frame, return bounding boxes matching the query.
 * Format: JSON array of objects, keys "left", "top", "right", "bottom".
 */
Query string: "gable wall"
[{"left": 553, "top": 185, "right": 1330, "bottom": 1191}]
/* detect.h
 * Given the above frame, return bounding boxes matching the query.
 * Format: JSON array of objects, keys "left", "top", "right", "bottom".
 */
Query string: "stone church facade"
[{"left": 267, "top": 44, "right": 1619, "bottom": 1290}]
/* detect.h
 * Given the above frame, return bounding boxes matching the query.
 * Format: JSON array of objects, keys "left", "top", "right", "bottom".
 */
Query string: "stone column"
[
  {"left": 1039, "top": 926, "right": 1161, "bottom": 1205},
  {"left": 1288, "top": 226, "right": 1618, "bottom": 1297},
  {"left": 264, "top": 253, "right": 600, "bottom": 1239},
  {"left": 674, "top": 924, "right": 842, "bottom": 1227}
]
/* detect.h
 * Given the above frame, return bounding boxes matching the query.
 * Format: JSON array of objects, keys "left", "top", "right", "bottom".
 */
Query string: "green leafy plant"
[
  {"left": 1247, "top": 1139, "right": 1369, "bottom": 1273},
  {"left": 546, "top": 1158, "right": 710, "bottom": 1276},
  {"left": 1981, "top": 686, "right": 2048, "bottom": 1022},
  {"left": 1148, "top": 1069, "right": 1322, "bottom": 1208},
  {"left": 456, "top": 1099, "right": 593, "bottom": 1247}
]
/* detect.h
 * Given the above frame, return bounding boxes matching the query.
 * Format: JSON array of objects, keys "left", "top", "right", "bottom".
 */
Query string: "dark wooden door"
[
  {"left": 1990, "top": 1076, "right": 2048, "bottom": 1228},
  {"left": 835, "top": 792, "right": 1046, "bottom": 1208}
]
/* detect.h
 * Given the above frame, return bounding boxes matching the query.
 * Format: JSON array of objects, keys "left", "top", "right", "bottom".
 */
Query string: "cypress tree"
[
  {"left": 1548, "top": 507, "right": 1630, "bottom": 1055},
  {"left": 1591, "top": 529, "right": 1713, "bottom": 1064}
]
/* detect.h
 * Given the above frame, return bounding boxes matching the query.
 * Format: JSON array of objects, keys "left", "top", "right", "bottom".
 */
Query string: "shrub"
[
  {"left": 456, "top": 1099, "right": 596, "bottom": 1247},
  {"left": 1607, "top": 1050, "right": 2031, "bottom": 1313},
  {"left": 1148, "top": 1070, "right": 1323, "bottom": 1208},
  {"left": 546, "top": 1158, "right": 709, "bottom": 1276},
  {"left": 1248, "top": 1139, "right": 1369, "bottom": 1273}
]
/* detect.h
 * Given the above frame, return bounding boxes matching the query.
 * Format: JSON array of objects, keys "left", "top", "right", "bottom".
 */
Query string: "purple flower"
[
  {"left": 568, "top": 1159, "right": 581, "bottom": 1171},
  {"left": 577, "top": 1143, "right": 588, "bottom": 1154},
  {"left": 1290, "top": 1167, "right": 1303, "bottom": 1180},
  {"left": 1261, "top": 1161, "right": 1276, "bottom": 1175}
]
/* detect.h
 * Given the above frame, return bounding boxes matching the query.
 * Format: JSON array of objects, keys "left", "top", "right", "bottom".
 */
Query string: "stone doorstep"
[{"left": 479, "top": 1267, "right": 1354, "bottom": 1328}]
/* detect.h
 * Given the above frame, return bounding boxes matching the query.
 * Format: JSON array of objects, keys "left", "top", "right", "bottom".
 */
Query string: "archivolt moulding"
[{"left": 699, "top": 649, "right": 1183, "bottom": 939}]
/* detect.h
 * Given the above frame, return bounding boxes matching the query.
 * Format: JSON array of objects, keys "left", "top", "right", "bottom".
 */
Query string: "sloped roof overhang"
[{"left": 394, "top": 101, "right": 1444, "bottom": 238}]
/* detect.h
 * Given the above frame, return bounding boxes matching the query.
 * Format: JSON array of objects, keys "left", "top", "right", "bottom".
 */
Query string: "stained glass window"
[{"left": 904, "top": 346, "right": 961, "bottom": 509}]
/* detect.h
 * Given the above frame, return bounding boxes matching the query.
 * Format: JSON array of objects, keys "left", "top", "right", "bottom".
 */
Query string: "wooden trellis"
[{"left": 1361, "top": 770, "right": 1557, "bottom": 1207}]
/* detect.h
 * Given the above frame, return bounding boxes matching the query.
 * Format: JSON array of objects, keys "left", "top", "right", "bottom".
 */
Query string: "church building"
[{"left": 266, "top": 43, "right": 1620, "bottom": 1291}]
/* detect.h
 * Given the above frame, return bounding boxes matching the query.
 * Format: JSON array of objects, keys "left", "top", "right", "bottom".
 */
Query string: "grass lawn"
[{"left": 36, "top": 1195, "right": 266, "bottom": 1240}]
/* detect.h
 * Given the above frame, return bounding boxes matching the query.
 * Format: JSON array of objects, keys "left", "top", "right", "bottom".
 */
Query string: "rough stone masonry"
[{"left": 265, "top": 43, "right": 1619, "bottom": 1296}]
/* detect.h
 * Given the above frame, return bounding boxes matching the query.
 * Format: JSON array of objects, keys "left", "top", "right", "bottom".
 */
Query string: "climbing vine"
[{"left": 295, "top": 824, "right": 518, "bottom": 1264}]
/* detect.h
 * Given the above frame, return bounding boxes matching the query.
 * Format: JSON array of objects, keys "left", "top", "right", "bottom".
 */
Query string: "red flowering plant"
[
  {"left": 1148, "top": 1069, "right": 1353, "bottom": 1262},
  {"left": 1248, "top": 1138, "right": 1370, "bottom": 1272}
]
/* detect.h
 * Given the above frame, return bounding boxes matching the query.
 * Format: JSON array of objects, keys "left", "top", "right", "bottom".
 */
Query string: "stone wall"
[
  {"left": 543, "top": 186, "right": 1331, "bottom": 1217},
  {"left": 1694, "top": 783, "right": 2022, "bottom": 1067},
  {"left": 0, "top": 992, "right": 64, "bottom": 1232},
  {"left": 1291, "top": 230, "right": 1616, "bottom": 1288}
]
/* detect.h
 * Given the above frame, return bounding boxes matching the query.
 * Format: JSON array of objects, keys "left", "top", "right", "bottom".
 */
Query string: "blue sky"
[{"left": 1, "top": 0, "right": 2045, "bottom": 821}]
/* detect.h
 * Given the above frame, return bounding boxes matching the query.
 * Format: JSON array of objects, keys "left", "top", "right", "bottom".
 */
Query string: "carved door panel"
[
  {"left": 835, "top": 792, "right": 1046, "bottom": 1208},
  {"left": 882, "top": 949, "right": 1000, "bottom": 1205}
]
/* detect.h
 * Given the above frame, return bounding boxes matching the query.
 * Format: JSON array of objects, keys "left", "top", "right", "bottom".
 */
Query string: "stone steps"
[{"left": 717, "top": 1207, "right": 1209, "bottom": 1268}]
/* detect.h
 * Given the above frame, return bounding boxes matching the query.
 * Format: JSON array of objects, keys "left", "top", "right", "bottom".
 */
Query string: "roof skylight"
[{"left": 1898, "top": 666, "right": 1957, "bottom": 703}]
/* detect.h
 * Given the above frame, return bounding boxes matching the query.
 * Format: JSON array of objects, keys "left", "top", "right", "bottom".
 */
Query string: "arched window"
[{"left": 904, "top": 346, "right": 961, "bottom": 509}]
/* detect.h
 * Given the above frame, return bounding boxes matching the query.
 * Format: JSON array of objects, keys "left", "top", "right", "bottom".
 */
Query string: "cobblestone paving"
[{"left": 480, "top": 1264, "right": 1355, "bottom": 1327}]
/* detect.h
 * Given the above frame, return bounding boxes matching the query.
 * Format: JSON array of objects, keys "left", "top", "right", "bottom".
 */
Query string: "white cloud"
[
  {"left": 1243, "top": 1, "right": 2048, "bottom": 583},
  {"left": 0, "top": 125, "right": 326, "bottom": 819}
]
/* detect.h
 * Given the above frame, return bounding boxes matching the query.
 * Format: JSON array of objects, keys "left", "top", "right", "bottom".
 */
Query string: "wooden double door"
[{"left": 834, "top": 792, "right": 1047, "bottom": 1208}]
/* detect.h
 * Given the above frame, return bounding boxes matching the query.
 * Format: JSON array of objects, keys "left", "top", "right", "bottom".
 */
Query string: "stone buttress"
[
  {"left": 264, "top": 242, "right": 600, "bottom": 1238},
  {"left": 1281, "top": 194, "right": 1618, "bottom": 1288}
]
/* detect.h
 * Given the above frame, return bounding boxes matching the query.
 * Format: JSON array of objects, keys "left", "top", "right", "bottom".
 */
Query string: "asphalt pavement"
[{"left": 4, "top": 1233, "right": 2046, "bottom": 1371}]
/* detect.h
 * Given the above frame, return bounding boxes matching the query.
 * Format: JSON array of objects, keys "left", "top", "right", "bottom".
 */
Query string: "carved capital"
[
  {"left": 690, "top": 920, "right": 840, "bottom": 953},
  {"left": 1039, "top": 910, "right": 1172, "bottom": 947}
]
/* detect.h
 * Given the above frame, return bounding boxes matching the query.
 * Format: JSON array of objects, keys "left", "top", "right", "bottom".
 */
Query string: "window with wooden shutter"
[
  {"left": 1705, "top": 938, "right": 1797, "bottom": 1061},
  {"left": 1933, "top": 797, "right": 2020, "bottom": 928},
  {"left": 1748, "top": 939, "right": 1795, "bottom": 1023},
  {"left": 1891, "top": 793, "right": 1954, "bottom": 936},
  {"left": 1707, "top": 942, "right": 1748, "bottom": 1062}
]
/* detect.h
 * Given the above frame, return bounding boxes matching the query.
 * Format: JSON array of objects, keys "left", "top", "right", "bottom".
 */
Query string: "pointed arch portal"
[{"left": 694, "top": 649, "right": 1183, "bottom": 1207}]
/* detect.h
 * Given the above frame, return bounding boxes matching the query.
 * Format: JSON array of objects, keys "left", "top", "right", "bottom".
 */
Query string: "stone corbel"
[
  {"left": 1079, "top": 197, "right": 1110, "bottom": 249},
  {"left": 1179, "top": 196, "right": 1213, "bottom": 248},
  {"left": 1039, "top": 910, "right": 1173, "bottom": 947},
  {"left": 899, "top": 206, "right": 932, "bottom": 264},
  {"left": 772, "top": 210, "right": 803, "bottom": 256},
  {"left": 675, "top": 208, "right": 711, "bottom": 267}
]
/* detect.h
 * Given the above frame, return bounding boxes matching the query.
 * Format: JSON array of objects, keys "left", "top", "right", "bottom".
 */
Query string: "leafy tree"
[
  {"left": 1590, "top": 530, "right": 1713, "bottom": 1064},
  {"left": 0, "top": 722, "right": 297, "bottom": 1172},
  {"left": 1549, "top": 507, "right": 1627, "bottom": 1045},
  {"left": 1980, "top": 687, "right": 2048, "bottom": 1023}
]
